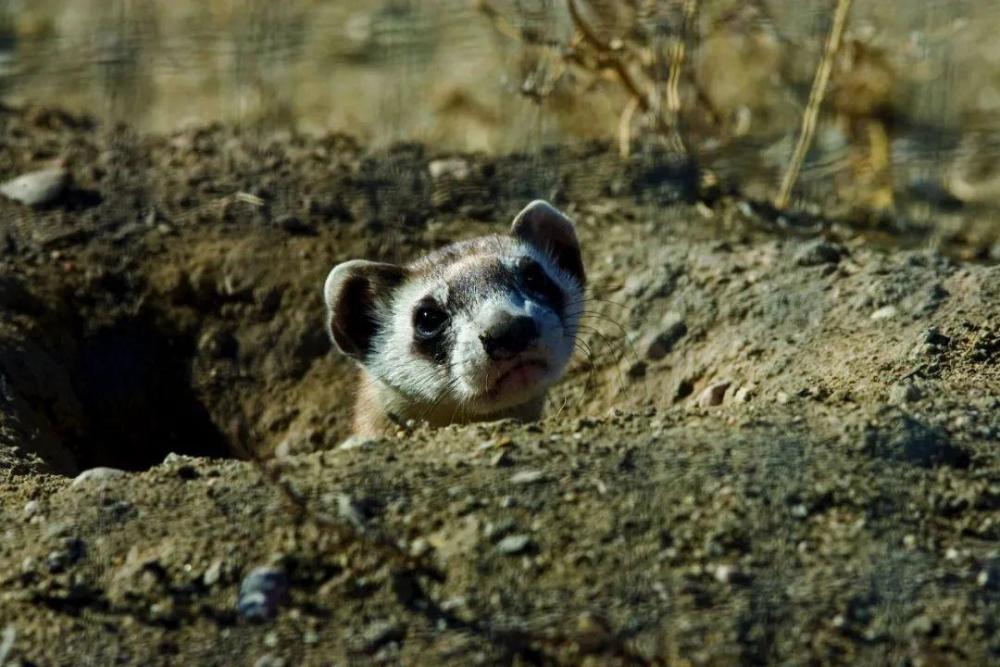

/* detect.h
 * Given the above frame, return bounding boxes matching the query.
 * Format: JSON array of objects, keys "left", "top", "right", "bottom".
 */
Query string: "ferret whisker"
[
  {"left": 577, "top": 321, "right": 641, "bottom": 366},
  {"left": 566, "top": 296, "right": 633, "bottom": 313},
  {"left": 575, "top": 324, "right": 629, "bottom": 362}
]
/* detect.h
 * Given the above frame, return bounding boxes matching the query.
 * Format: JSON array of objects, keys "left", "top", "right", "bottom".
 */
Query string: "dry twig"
[{"left": 774, "top": 0, "right": 854, "bottom": 209}]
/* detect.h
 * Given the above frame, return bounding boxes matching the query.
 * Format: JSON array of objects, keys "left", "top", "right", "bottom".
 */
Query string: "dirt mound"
[{"left": 0, "top": 105, "right": 997, "bottom": 664}]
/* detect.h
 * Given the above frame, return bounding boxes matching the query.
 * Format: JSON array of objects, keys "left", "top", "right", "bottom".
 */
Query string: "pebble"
[
  {"left": 713, "top": 564, "right": 739, "bottom": 584},
  {"left": 0, "top": 166, "right": 69, "bottom": 207},
  {"left": 697, "top": 381, "right": 730, "bottom": 407},
  {"left": 276, "top": 214, "right": 316, "bottom": 235},
  {"left": 495, "top": 534, "right": 533, "bottom": 555},
  {"left": 46, "top": 537, "right": 85, "bottom": 573},
  {"left": 361, "top": 619, "right": 404, "bottom": 652},
  {"left": 338, "top": 435, "right": 378, "bottom": 451},
  {"left": 870, "top": 305, "right": 898, "bottom": 321},
  {"left": 70, "top": 467, "right": 128, "bottom": 488},
  {"left": 337, "top": 494, "right": 366, "bottom": 527},
  {"left": 253, "top": 656, "right": 286, "bottom": 667},
  {"left": 490, "top": 450, "right": 513, "bottom": 467},
  {"left": 203, "top": 559, "right": 224, "bottom": 587},
  {"left": 428, "top": 158, "right": 470, "bottom": 181},
  {"left": 889, "top": 383, "right": 922, "bottom": 404},
  {"left": 795, "top": 240, "right": 844, "bottom": 266},
  {"left": 23, "top": 500, "right": 41, "bottom": 518},
  {"left": 645, "top": 313, "right": 688, "bottom": 360},
  {"left": 922, "top": 327, "right": 951, "bottom": 348},
  {"left": 905, "top": 614, "right": 936, "bottom": 637},
  {"left": 734, "top": 386, "right": 754, "bottom": 403},
  {"left": 626, "top": 360, "right": 647, "bottom": 379},
  {"left": 274, "top": 430, "right": 317, "bottom": 459},
  {"left": 484, "top": 519, "right": 518, "bottom": 541},
  {"left": 237, "top": 566, "right": 289, "bottom": 622},
  {"left": 510, "top": 469, "right": 546, "bottom": 485}
]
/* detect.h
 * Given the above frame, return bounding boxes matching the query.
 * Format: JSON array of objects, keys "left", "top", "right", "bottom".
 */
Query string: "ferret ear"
[
  {"left": 324, "top": 260, "right": 406, "bottom": 360},
  {"left": 510, "top": 199, "right": 585, "bottom": 286}
]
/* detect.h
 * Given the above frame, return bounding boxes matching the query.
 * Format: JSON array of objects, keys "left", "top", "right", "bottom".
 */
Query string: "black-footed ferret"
[{"left": 324, "top": 200, "right": 586, "bottom": 436}]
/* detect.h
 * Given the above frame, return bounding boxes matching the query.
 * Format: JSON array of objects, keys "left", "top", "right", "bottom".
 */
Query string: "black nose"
[{"left": 480, "top": 315, "right": 538, "bottom": 360}]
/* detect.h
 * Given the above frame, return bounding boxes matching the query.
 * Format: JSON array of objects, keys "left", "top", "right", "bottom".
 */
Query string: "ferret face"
[
  {"left": 376, "top": 239, "right": 582, "bottom": 414},
  {"left": 325, "top": 200, "right": 586, "bottom": 425}
]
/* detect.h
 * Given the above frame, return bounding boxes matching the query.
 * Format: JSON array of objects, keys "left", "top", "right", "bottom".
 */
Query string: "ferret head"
[{"left": 324, "top": 200, "right": 585, "bottom": 422}]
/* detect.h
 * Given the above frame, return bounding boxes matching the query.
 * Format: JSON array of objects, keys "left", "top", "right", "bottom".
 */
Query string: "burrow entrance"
[
  {"left": 1, "top": 295, "right": 237, "bottom": 474},
  {"left": 67, "top": 314, "right": 233, "bottom": 471}
]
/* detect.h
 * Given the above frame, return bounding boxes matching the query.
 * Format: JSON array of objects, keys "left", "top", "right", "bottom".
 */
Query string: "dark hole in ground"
[{"left": 69, "top": 316, "right": 232, "bottom": 471}]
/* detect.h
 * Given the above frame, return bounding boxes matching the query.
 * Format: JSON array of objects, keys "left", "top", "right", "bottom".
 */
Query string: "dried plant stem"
[
  {"left": 618, "top": 95, "right": 640, "bottom": 157},
  {"left": 474, "top": 0, "right": 522, "bottom": 41},
  {"left": 566, "top": 0, "right": 652, "bottom": 114},
  {"left": 774, "top": 0, "right": 853, "bottom": 210},
  {"left": 666, "top": 0, "right": 699, "bottom": 115}
]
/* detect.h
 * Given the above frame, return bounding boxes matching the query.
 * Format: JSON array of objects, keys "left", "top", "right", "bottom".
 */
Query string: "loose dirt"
[{"left": 0, "top": 103, "right": 997, "bottom": 665}]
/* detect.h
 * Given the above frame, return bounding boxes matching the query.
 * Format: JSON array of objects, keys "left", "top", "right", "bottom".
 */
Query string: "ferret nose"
[{"left": 480, "top": 315, "right": 538, "bottom": 361}]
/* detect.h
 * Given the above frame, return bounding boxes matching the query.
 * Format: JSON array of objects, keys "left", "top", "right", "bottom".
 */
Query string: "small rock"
[
  {"left": 484, "top": 519, "right": 518, "bottom": 541},
  {"left": 253, "top": 656, "right": 286, "bottom": 667},
  {"left": 339, "top": 435, "right": 378, "bottom": 451},
  {"left": 645, "top": 314, "right": 688, "bottom": 360},
  {"left": 870, "top": 305, "right": 898, "bottom": 321},
  {"left": 697, "top": 381, "right": 730, "bottom": 407},
  {"left": 510, "top": 470, "right": 546, "bottom": 485},
  {"left": 0, "top": 166, "right": 69, "bottom": 207},
  {"left": 428, "top": 158, "right": 470, "bottom": 181},
  {"left": 23, "top": 500, "right": 41, "bottom": 518},
  {"left": 713, "top": 564, "right": 740, "bottom": 584},
  {"left": 274, "top": 430, "right": 317, "bottom": 459},
  {"left": 409, "top": 538, "right": 431, "bottom": 558},
  {"left": 198, "top": 328, "right": 238, "bottom": 359},
  {"left": 923, "top": 327, "right": 950, "bottom": 348},
  {"left": 361, "top": 619, "right": 405, "bottom": 652},
  {"left": 46, "top": 537, "right": 85, "bottom": 573},
  {"left": 795, "top": 240, "right": 844, "bottom": 266},
  {"left": 237, "top": 566, "right": 289, "bottom": 622},
  {"left": 71, "top": 467, "right": 128, "bottom": 488},
  {"left": 775, "top": 391, "right": 790, "bottom": 405},
  {"left": 734, "top": 386, "right": 754, "bottom": 403},
  {"left": 626, "top": 360, "right": 647, "bottom": 379},
  {"left": 337, "top": 494, "right": 366, "bottom": 527},
  {"left": 495, "top": 534, "right": 534, "bottom": 555},
  {"left": 905, "top": 614, "right": 937, "bottom": 637},
  {"left": 276, "top": 214, "right": 316, "bottom": 235},
  {"left": 490, "top": 450, "right": 513, "bottom": 467},
  {"left": 203, "top": 559, "right": 225, "bottom": 587},
  {"left": 889, "top": 383, "right": 922, "bottom": 404}
]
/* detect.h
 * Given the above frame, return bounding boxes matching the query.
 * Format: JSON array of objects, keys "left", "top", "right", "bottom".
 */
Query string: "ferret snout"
[{"left": 479, "top": 314, "right": 539, "bottom": 361}]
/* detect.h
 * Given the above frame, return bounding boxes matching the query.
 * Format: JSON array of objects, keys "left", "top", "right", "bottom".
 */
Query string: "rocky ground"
[{"left": 0, "top": 103, "right": 998, "bottom": 665}]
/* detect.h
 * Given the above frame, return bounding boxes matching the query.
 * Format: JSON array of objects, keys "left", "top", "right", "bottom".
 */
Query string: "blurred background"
[{"left": 2, "top": 0, "right": 999, "bottom": 250}]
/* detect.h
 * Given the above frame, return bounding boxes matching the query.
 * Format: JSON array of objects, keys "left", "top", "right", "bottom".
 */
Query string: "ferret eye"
[
  {"left": 413, "top": 305, "right": 448, "bottom": 338},
  {"left": 520, "top": 261, "right": 555, "bottom": 299}
]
